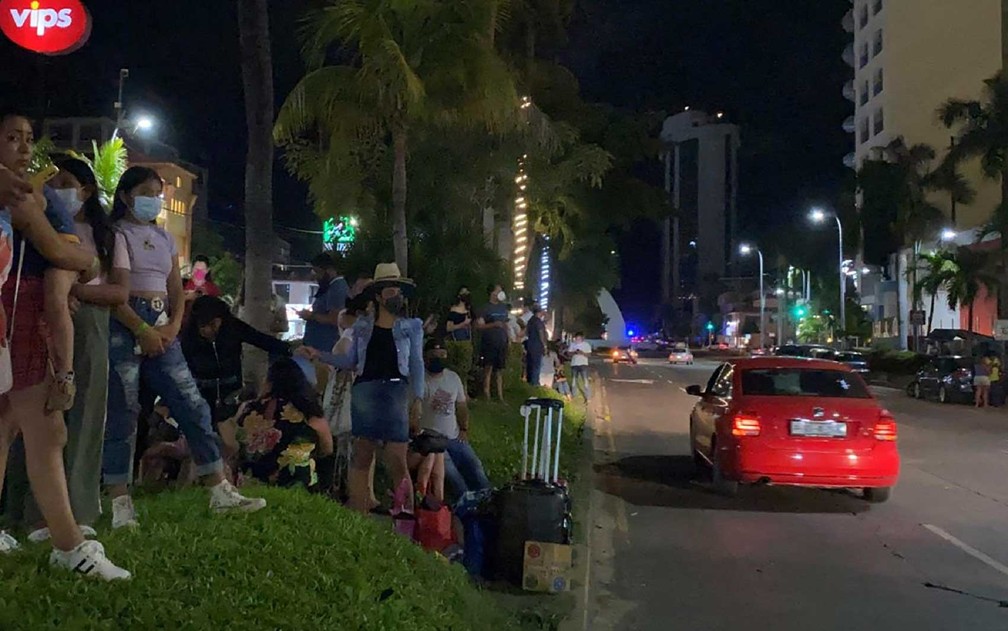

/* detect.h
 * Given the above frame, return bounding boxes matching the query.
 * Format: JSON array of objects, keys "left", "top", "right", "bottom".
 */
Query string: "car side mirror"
[{"left": 686, "top": 385, "right": 703, "bottom": 397}]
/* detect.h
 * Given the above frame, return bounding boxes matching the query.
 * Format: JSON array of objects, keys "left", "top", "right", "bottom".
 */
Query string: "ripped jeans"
[{"left": 103, "top": 297, "right": 222, "bottom": 486}]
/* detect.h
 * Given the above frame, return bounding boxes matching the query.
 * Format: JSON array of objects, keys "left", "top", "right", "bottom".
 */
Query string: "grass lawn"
[{"left": 0, "top": 381, "right": 587, "bottom": 631}]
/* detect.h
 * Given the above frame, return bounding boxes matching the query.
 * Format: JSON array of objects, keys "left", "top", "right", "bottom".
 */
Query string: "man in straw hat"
[{"left": 306, "top": 263, "right": 424, "bottom": 513}]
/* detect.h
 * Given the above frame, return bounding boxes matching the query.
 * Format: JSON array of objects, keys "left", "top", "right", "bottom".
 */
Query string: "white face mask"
[
  {"left": 497, "top": 291, "right": 507, "bottom": 302},
  {"left": 52, "top": 187, "right": 83, "bottom": 215}
]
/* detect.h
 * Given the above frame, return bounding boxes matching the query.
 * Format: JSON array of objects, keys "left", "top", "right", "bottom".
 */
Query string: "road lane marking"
[
  {"left": 923, "top": 524, "right": 1008, "bottom": 579},
  {"left": 609, "top": 378, "right": 655, "bottom": 385}
]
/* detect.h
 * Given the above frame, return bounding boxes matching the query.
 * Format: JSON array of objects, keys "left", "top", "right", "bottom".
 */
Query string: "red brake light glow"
[
  {"left": 732, "top": 413, "right": 761, "bottom": 437},
  {"left": 874, "top": 412, "right": 897, "bottom": 441}
]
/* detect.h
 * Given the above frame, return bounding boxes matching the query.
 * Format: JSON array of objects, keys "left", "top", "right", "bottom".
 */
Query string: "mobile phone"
[{"left": 29, "top": 163, "right": 58, "bottom": 190}]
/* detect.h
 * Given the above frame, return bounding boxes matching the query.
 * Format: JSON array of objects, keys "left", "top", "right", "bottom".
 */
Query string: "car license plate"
[{"left": 790, "top": 419, "right": 847, "bottom": 438}]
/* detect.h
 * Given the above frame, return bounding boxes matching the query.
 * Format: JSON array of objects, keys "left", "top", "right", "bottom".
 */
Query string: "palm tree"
[
  {"left": 914, "top": 249, "right": 956, "bottom": 333},
  {"left": 275, "top": 0, "right": 518, "bottom": 275},
  {"left": 946, "top": 246, "right": 999, "bottom": 332},
  {"left": 940, "top": 71, "right": 1008, "bottom": 312},
  {"left": 238, "top": 0, "right": 276, "bottom": 380},
  {"left": 859, "top": 137, "right": 973, "bottom": 347}
]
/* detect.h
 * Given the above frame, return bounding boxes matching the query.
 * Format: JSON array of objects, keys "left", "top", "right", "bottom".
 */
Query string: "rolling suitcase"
[{"left": 493, "top": 398, "right": 573, "bottom": 585}]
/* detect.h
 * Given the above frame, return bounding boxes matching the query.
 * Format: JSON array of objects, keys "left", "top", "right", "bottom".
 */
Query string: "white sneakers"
[
  {"left": 50, "top": 540, "right": 131, "bottom": 581},
  {"left": 28, "top": 524, "right": 97, "bottom": 543},
  {"left": 111, "top": 495, "right": 140, "bottom": 530},
  {"left": 0, "top": 530, "right": 20, "bottom": 553},
  {"left": 209, "top": 480, "right": 267, "bottom": 513}
]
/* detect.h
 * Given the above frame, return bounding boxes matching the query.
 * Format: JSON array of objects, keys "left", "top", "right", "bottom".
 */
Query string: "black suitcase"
[{"left": 492, "top": 398, "right": 573, "bottom": 585}]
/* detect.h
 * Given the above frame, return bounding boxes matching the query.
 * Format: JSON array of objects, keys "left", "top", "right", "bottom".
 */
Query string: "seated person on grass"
[
  {"left": 412, "top": 343, "right": 491, "bottom": 503},
  {"left": 219, "top": 358, "right": 335, "bottom": 490}
]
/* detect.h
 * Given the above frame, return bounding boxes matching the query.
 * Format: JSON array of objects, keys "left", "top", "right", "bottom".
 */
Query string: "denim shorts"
[{"left": 351, "top": 379, "right": 409, "bottom": 443}]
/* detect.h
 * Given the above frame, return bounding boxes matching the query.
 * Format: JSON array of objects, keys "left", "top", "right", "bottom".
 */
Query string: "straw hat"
[{"left": 366, "top": 262, "right": 415, "bottom": 296}]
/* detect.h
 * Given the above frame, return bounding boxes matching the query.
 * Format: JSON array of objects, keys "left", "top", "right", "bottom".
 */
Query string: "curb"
[{"left": 559, "top": 386, "right": 599, "bottom": 631}]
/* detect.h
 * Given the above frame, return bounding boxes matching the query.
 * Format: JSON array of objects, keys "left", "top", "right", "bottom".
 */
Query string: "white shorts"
[{"left": 974, "top": 376, "right": 991, "bottom": 387}]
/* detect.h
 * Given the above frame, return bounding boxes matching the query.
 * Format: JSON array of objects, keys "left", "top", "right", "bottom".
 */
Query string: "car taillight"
[
  {"left": 611, "top": 350, "right": 619, "bottom": 358},
  {"left": 953, "top": 368, "right": 971, "bottom": 380},
  {"left": 731, "top": 413, "right": 761, "bottom": 437},
  {"left": 874, "top": 412, "right": 897, "bottom": 441}
]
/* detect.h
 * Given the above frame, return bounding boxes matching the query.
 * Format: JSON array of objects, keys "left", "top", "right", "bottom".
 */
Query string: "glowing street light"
[
  {"left": 810, "top": 207, "right": 845, "bottom": 336},
  {"left": 739, "top": 243, "right": 766, "bottom": 349},
  {"left": 940, "top": 228, "right": 957, "bottom": 242},
  {"left": 135, "top": 116, "right": 155, "bottom": 133}
]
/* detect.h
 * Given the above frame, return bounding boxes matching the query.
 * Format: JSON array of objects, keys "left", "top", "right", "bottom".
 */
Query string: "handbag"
[
  {"left": 411, "top": 430, "right": 450, "bottom": 455},
  {"left": 416, "top": 502, "right": 455, "bottom": 552},
  {"left": 0, "top": 239, "right": 26, "bottom": 395}
]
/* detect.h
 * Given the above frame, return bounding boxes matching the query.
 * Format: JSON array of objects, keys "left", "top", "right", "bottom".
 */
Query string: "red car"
[{"left": 687, "top": 357, "right": 899, "bottom": 502}]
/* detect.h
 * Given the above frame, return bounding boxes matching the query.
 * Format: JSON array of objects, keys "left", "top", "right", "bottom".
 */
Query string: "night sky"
[{"left": 0, "top": 0, "right": 851, "bottom": 326}]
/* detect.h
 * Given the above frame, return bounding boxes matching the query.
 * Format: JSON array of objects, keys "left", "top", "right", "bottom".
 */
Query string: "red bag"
[{"left": 416, "top": 505, "right": 454, "bottom": 552}]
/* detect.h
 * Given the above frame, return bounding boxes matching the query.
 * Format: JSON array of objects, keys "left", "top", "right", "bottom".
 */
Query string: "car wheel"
[
  {"left": 710, "top": 437, "right": 738, "bottom": 497},
  {"left": 864, "top": 487, "right": 892, "bottom": 503},
  {"left": 911, "top": 382, "right": 921, "bottom": 399},
  {"left": 938, "top": 385, "right": 948, "bottom": 404}
]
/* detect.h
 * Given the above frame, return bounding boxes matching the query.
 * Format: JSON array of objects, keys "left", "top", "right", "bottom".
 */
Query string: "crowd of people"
[{"left": 0, "top": 104, "right": 583, "bottom": 585}]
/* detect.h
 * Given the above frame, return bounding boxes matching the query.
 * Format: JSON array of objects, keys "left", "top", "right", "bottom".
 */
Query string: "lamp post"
[
  {"left": 739, "top": 243, "right": 765, "bottom": 349},
  {"left": 810, "top": 208, "right": 844, "bottom": 344}
]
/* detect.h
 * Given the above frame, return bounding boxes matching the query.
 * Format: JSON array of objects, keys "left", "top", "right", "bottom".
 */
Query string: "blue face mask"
[{"left": 132, "top": 196, "right": 162, "bottom": 222}]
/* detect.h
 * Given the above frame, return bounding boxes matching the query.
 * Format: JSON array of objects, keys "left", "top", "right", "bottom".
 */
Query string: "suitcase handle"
[{"left": 520, "top": 398, "right": 565, "bottom": 484}]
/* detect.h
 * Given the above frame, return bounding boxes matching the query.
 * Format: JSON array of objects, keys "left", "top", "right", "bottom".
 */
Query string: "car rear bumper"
[{"left": 721, "top": 443, "right": 900, "bottom": 488}]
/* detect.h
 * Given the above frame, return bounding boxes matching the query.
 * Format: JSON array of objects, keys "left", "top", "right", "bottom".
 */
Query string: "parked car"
[
  {"left": 775, "top": 344, "right": 834, "bottom": 359},
  {"left": 686, "top": 357, "right": 899, "bottom": 502},
  {"left": 611, "top": 346, "right": 639, "bottom": 364},
  {"left": 668, "top": 344, "right": 694, "bottom": 365},
  {"left": 907, "top": 356, "right": 974, "bottom": 404},
  {"left": 834, "top": 351, "right": 869, "bottom": 374}
]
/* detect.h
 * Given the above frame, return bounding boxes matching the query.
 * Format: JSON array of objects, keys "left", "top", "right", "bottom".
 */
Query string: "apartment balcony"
[
  {"left": 842, "top": 9, "right": 854, "bottom": 33},
  {"left": 842, "top": 42, "right": 855, "bottom": 67},
  {"left": 843, "top": 80, "right": 856, "bottom": 102},
  {"left": 842, "top": 116, "right": 856, "bottom": 133},
  {"left": 843, "top": 152, "right": 857, "bottom": 169}
]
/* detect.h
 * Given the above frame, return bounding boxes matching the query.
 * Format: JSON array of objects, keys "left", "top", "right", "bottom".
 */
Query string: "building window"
[
  {"left": 859, "top": 42, "right": 869, "bottom": 68},
  {"left": 873, "top": 68, "right": 883, "bottom": 95},
  {"left": 175, "top": 176, "right": 182, "bottom": 187},
  {"left": 873, "top": 29, "right": 883, "bottom": 56},
  {"left": 860, "top": 80, "right": 869, "bottom": 105},
  {"left": 873, "top": 108, "right": 884, "bottom": 135},
  {"left": 873, "top": 0, "right": 883, "bottom": 14},
  {"left": 860, "top": 117, "right": 870, "bottom": 144},
  {"left": 859, "top": 2, "right": 869, "bottom": 28}
]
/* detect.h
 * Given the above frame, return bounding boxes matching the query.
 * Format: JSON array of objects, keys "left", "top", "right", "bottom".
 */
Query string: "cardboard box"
[{"left": 523, "top": 541, "right": 575, "bottom": 593}]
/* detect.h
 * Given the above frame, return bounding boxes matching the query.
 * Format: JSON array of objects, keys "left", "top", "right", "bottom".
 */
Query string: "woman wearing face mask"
[
  {"left": 181, "top": 295, "right": 293, "bottom": 424},
  {"left": 15, "top": 157, "right": 130, "bottom": 542},
  {"left": 444, "top": 287, "right": 472, "bottom": 342},
  {"left": 104, "top": 166, "right": 266, "bottom": 530},
  {"left": 0, "top": 107, "right": 127, "bottom": 579},
  {"left": 309, "top": 263, "right": 423, "bottom": 513}
]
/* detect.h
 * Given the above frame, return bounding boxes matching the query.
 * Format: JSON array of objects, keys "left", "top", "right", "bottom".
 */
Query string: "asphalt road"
[{"left": 582, "top": 358, "right": 1008, "bottom": 631}]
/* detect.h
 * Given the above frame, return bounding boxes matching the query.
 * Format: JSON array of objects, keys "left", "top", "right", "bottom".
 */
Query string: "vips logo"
[{"left": 0, "top": 0, "right": 91, "bottom": 55}]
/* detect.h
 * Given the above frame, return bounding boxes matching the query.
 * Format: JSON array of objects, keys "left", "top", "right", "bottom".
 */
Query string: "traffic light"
[
  {"left": 792, "top": 304, "right": 808, "bottom": 320},
  {"left": 706, "top": 322, "right": 715, "bottom": 332}
]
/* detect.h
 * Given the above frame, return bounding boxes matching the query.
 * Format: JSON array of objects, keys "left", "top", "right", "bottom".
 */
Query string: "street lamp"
[
  {"left": 739, "top": 243, "right": 766, "bottom": 349},
  {"left": 940, "top": 228, "right": 957, "bottom": 242},
  {"left": 135, "top": 116, "right": 155, "bottom": 132},
  {"left": 810, "top": 207, "right": 845, "bottom": 342}
]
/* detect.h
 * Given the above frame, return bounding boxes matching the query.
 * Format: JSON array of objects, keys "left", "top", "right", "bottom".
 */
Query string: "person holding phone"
[{"left": 475, "top": 284, "right": 510, "bottom": 401}]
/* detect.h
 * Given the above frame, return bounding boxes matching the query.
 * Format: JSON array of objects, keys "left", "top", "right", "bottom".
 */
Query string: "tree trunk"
[
  {"left": 969, "top": 301, "right": 975, "bottom": 333},
  {"left": 392, "top": 127, "right": 409, "bottom": 275},
  {"left": 894, "top": 253, "right": 904, "bottom": 347},
  {"left": 238, "top": 0, "right": 275, "bottom": 384},
  {"left": 927, "top": 291, "right": 936, "bottom": 335}
]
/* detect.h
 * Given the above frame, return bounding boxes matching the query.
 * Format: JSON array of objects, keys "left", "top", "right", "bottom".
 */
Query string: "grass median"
[{"left": 0, "top": 380, "right": 587, "bottom": 630}]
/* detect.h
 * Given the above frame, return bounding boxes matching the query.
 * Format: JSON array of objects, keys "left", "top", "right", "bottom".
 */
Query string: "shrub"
[
  {"left": 444, "top": 340, "right": 473, "bottom": 377},
  {"left": 867, "top": 349, "right": 928, "bottom": 375}
]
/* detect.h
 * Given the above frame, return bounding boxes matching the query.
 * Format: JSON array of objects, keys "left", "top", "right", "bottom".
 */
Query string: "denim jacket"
[{"left": 319, "top": 315, "right": 425, "bottom": 400}]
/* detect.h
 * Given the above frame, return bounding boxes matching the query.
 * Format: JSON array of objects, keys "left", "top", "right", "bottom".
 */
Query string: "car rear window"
[
  {"left": 835, "top": 352, "right": 865, "bottom": 362},
  {"left": 740, "top": 368, "right": 872, "bottom": 398}
]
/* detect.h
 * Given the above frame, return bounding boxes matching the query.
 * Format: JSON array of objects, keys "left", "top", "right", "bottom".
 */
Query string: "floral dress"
[{"left": 235, "top": 396, "right": 322, "bottom": 488}]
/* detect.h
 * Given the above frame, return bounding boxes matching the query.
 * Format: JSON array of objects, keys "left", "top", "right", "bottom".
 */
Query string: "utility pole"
[{"left": 114, "top": 68, "right": 129, "bottom": 130}]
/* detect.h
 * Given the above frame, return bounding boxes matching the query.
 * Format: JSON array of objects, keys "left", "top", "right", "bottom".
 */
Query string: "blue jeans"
[
  {"left": 104, "top": 297, "right": 222, "bottom": 486},
  {"left": 571, "top": 365, "right": 591, "bottom": 401},
  {"left": 444, "top": 439, "right": 491, "bottom": 499},
  {"left": 526, "top": 347, "right": 543, "bottom": 386}
]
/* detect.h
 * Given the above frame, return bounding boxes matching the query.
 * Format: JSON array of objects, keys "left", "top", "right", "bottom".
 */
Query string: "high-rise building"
[
  {"left": 660, "top": 110, "right": 741, "bottom": 286},
  {"left": 843, "top": 0, "right": 1002, "bottom": 229}
]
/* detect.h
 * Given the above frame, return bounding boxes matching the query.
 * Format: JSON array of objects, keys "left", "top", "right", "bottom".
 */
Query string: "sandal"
[{"left": 45, "top": 373, "right": 76, "bottom": 413}]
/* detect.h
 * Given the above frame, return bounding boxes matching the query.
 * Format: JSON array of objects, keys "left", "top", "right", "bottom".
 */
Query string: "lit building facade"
[{"left": 842, "top": 0, "right": 1005, "bottom": 342}]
